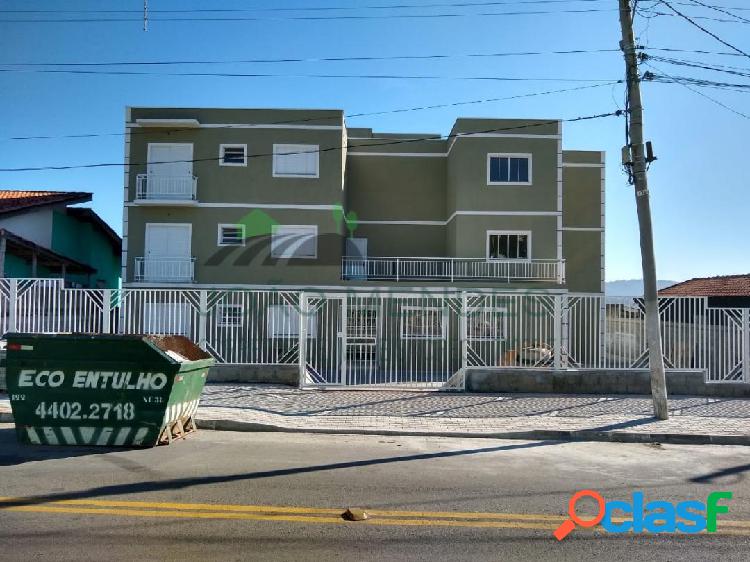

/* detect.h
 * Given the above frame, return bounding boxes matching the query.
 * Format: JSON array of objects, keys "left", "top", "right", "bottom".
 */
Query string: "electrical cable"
[
  {"left": 656, "top": 0, "right": 750, "bottom": 59},
  {"left": 0, "top": 111, "right": 622, "bottom": 172},
  {"left": 0, "top": 67, "right": 618, "bottom": 83}
]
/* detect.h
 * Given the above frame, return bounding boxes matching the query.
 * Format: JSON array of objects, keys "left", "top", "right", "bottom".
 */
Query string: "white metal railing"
[
  {"left": 342, "top": 257, "right": 565, "bottom": 283},
  {"left": 0, "top": 279, "right": 747, "bottom": 387},
  {"left": 135, "top": 174, "right": 197, "bottom": 201},
  {"left": 134, "top": 257, "right": 195, "bottom": 283}
]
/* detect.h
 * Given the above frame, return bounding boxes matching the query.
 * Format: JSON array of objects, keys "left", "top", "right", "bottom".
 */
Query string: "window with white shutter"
[
  {"left": 271, "top": 225, "right": 317, "bottom": 259},
  {"left": 219, "top": 144, "right": 247, "bottom": 166},
  {"left": 272, "top": 144, "right": 319, "bottom": 178},
  {"left": 218, "top": 224, "right": 246, "bottom": 246}
]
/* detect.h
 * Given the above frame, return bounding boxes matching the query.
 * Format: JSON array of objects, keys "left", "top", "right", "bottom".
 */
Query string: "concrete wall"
[
  {"left": 447, "top": 137, "right": 559, "bottom": 215},
  {"left": 561, "top": 150, "right": 604, "bottom": 293},
  {"left": 345, "top": 155, "right": 446, "bottom": 222},
  {"left": 208, "top": 364, "right": 298, "bottom": 385},
  {"left": 465, "top": 368, "right": 750, "bottom": 397},
  {"left": 452, "top": 214, "right": 558, "bottom": 260}
]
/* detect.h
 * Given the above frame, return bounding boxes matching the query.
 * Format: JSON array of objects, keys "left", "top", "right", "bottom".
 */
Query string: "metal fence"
[{"left": 0, "top": 279, "right": 747, "bottom": 389}]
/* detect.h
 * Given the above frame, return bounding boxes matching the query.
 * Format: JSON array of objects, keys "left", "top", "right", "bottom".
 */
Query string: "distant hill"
[{"left": 605, "top": 279, "right": 677, "bottom": 297}]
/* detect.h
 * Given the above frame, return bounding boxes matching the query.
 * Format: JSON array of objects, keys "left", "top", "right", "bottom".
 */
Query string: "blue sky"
[{"left": 0, "top": 0, "right": 747, "bottom": 281}]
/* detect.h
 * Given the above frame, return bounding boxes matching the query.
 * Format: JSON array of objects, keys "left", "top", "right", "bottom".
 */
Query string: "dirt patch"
[{"left": 145, "top": 335, "right": 211, "bottom": 361}]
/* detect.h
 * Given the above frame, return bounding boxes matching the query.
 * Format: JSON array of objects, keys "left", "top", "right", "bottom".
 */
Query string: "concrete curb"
[
  {"left": 2, "top": 409, "right": 747, "bottom": 446},
  {"left": 194, "top": 417, "right": 750, "bottom": 447}
]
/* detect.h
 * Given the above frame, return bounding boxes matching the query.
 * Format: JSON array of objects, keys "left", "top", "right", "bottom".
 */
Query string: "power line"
[
  {"left": 5, "top": 46, "right": 740, "bottom": 68},
  {"left": 645, "top": 45, "right": 746, "bottom": 57},
  {"left": 656, "top": 0, "right": 750, "bottom": 59},
  {"left": 638, "top": 6, "right": 750, "bottom": 24},
  {"left": 0, "top": 111, "right": 621, "bottom": 172},
  {"left": 646, "top": 53, "right": 750, "bottom": 78},
  {"left": 1, "top": 82, "right": 621, "bottom": 143},
  {"left": 2, "top": 0, "right": 746, "bottom": 15},
  {"left": 686, "top": 0, "right": 750, "bottom": 24},
  {"left": 0, "top": 67, "right": 617, "bottom": 83},
  {"left": 644, "top": 62, "right": 750, "bottom": 118},
  {"left": 645, "top": 72, "right": 750, "bottom": 92},
  {"left": 0, "top": 0, "right": 613, "bottom": 13},
  {"left": 0, "top": 7, "right": 619, "bottom": 23},
  {"left": 0, "top": 48, "right": 621, "bottom": 67}
]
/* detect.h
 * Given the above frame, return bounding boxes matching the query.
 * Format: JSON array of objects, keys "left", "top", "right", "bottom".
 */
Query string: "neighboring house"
[
  {"left": 659, "top": 275, "right": 750, "bottom": 308},
  {"left": 0, "top": 191, "right": 121, "bottom": 288},
  {"left": 123, "top": 107, "right": 604, "bottom": 293}
]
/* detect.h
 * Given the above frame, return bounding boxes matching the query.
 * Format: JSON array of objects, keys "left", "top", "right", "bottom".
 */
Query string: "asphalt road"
[{"left": 2, "top": 423, "right": 750, "bottom": 561}]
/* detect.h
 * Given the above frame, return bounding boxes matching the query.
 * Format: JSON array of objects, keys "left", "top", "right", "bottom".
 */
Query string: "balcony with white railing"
[
  {"left": 135, "top": 174, "right": 198, "bottom": 203},
  {"left": 342, "top": 257, "right": 565, "bottom": 284},
  {"left": 134, "top": 257, "right": 196, "bottom": 283}
]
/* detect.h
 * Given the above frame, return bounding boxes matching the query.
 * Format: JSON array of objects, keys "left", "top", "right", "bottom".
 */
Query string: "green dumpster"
[{"left": 5, "top": 333, "right": 214, "bottom": 447}]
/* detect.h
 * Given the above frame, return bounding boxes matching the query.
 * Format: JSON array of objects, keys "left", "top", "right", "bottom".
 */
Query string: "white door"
[
  {"left": 144, "top": 224, "right": 192, "bottom": 281},
  {"left": 146, "top": 224, "right": 191, "bottom": 258},
  {"left": 147, "top": 143, "right": 193, "bottom": 177}
]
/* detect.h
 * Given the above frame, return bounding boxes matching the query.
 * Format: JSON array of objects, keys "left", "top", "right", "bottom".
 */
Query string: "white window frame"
[
  {"left": 146, "top": 143, "right": 194, "bottom": 176},
  {"left": 486, "top": 230, "right": 532, "bottom": 261},
  {"left": 216, "top": 304, "right": 244, "bottom": 328},
  {"left": 271, "top": 224, "right": 318, "bottom": 259},
  {"left": 267, "top": 304, "right": 317, "bottom": 339},
  {"left": 272, "top": 143, "right": 320, "bottom": 178},
  {"left": 219, "top": 144, "right": 248, "bottom": 167},
  {"left": 347, "top": 305, "right": 379, "bottom": 339},
  {"left": 467, "top": 307, "right": 508, "bottom": 341},
  {"left": 486, "top": 153, "right": 532, "bottom": 186},
  {"left": 217, "top": 223, "right": 246, "bottom": 247},
  {"left": 400, "top": 306, "right": 447, "bottom": 340}
]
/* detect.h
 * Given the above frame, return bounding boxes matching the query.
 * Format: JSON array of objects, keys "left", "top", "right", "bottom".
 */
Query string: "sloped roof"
[
  {"left": 658, "top": 275, "right": 750, "bottom": 297},
  {"left": 67, "top": 207, "right": 122, "bottom": 253},
  {"left": 0, "top": 190, "right": 92, "bottom": 215}
]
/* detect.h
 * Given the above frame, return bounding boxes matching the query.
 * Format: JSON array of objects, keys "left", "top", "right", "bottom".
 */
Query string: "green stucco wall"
[
  {"left": 51, "top": 210, "right": 120, "bottom": 288},
  {"left": 4, "top": 254, "right": 56, "bottom": 279}
]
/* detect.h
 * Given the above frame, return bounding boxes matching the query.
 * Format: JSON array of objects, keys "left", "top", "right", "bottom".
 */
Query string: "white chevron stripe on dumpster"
[
  {"left": 60, "top": 427, "right": 76, "bottom": 445},
  {"left": 113, "top": 427, "right": 131, "bottom": 446},
  {"left": 163, "top": 399, "right": 201, "bottom": 426},
  {"left": 26, "top": 427, "right": 41, "bottom": 444},
  {"left": 21, "top": 426, "right": 155, "bottom": 446},
  {"left": 96, "top": 427, "right": 114, "bottom": 446},
  {"left": 42, "top": 427, "right": 59, "bottom": 445},
  {"left": 78, "top": 427, "right": 96, "bottom": 444},
  {"left": 131, "top": 427, "right": 150, "bottom": 446}
]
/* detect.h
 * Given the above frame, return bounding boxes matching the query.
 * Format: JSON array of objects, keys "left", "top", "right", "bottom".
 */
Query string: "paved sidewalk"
[
  {"left": 195, "top": 384, "right": 750, "bottom": 445},
  {"left": 3, "top": 384, "right": 750, "bottom": 444}
]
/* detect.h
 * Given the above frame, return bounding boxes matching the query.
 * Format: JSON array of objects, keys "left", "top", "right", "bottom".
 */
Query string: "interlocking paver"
[
  {"left": 3, "top": 385, "right": 750, "bottom": 442},
  {"left": 196, "top": 384, "right": 750, "bottom": 440}
]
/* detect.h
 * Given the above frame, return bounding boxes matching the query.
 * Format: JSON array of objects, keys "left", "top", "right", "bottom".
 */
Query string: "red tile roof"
[
  {"left": 0, "top": 190, "right": 91, "bottom": 215},
  {"left": 658, "top": 275, "right": 750, "bottom": 297}
]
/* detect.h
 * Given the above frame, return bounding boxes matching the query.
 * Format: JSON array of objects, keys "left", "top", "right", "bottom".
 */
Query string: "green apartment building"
[{"left": 123, "top": 107, "right": 604, "bottom": 294}]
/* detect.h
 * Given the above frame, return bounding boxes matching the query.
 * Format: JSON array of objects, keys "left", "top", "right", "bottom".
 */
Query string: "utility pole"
[{"left": 618, "top": 0, "right": 669, "bottom": 420}]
